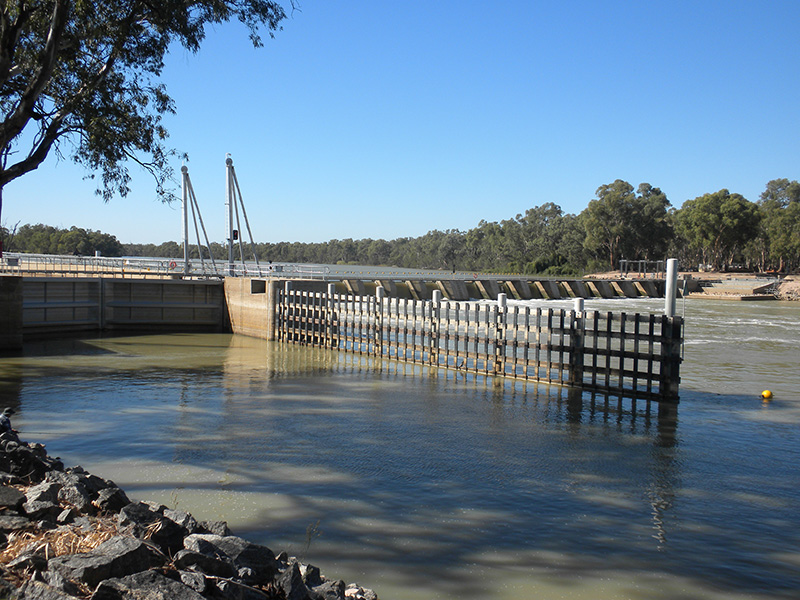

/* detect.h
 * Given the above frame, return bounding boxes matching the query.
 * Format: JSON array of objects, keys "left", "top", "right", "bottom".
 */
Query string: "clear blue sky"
[{"left": 4, "top": 0, "right": 800, "bottom": 245}]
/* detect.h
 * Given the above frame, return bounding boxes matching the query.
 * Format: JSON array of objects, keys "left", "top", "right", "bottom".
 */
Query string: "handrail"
[
  {"left": 0, "top": 252, "right": 333, "bottom": 280},
  {"left": 1, "top": 251, "right": 590, "bottom": 282}
]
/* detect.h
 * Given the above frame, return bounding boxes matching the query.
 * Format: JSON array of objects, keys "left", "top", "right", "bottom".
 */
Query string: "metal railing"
[{"left": 0, "top": 253, "right": 332, "bottom": 280}]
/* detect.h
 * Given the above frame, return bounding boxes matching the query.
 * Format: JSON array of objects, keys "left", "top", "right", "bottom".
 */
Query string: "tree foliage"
[
  {"left": 581, "top": 180, "right": 672, "bottom": 268},
  {"left": 673, "top": 189, "right": 760, "bottom": 271},
  {"left": 755, "top": 179, "right": 800, "bottom": 272},
  {"left": 4, "top": 222, "right": 123, "bottom": 255},
  {"left": 0, "top": 0, "right": 291, "bottom": 223}
]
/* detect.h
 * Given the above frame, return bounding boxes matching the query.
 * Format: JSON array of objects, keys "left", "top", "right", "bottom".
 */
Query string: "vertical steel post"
[
  {"left": 375, "top": 286, "right": 385, "bottom": 356},
  {"left": 569, "top": 297, "right": 585, "bottom": 386},
  {"left": 225, "top": 156, "right": 235, "bottom": 276},
  {"left": 495, "top": 293, "right": 507, "bottom": 375},
  {"left": 665, "top": 258, "right": 678, "bottom": 317},
  {"left": 181, "top": 165, "right": 189, "bottom": 276}
]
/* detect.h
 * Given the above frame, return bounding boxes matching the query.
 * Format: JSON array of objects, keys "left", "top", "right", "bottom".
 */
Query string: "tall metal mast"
[
  {"left": 182, "top": 165, "right": 189, "bottom": 276},
  {"left": 225, "top": 155, "right": 235, "bottom": 276}
]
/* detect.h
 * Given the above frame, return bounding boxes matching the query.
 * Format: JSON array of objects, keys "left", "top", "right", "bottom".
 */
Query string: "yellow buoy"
[{"left": 761, "top": 390, "right": 773, "bottom": 400}]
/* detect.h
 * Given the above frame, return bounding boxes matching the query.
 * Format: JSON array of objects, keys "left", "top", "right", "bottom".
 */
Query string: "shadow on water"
[{"left": 3, "top": 332, "right": 799, "bottom": 599}]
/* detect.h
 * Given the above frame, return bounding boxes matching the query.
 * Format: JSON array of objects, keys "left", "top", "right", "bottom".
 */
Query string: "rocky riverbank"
[{"left": 0, "top": 430, "right": 378, "bottom": 600}]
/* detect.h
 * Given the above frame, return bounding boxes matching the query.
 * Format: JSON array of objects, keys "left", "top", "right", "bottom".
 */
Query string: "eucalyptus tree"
[
  {"left": 581, "top": 180, "right": 672, "bottom": 269},
  {"left": 0, "top": 0, "right": 291, "bottom": 224},
  {"left": 757, "top": 178, "right": 800, "bottom": 271},
  {"left": 9, "top": 222, "right": 123, "bottom": 254},
  {"left": 514, "top": 202, "right": 586, "bottom": 273},
  {"left": 674, "top": 189, "right": 760, "bottom": 270}
]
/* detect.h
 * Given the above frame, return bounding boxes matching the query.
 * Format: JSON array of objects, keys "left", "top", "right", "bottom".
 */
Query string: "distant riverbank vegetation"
[{"left": 4, "top": 178, "right": 800, "bottom": 274}]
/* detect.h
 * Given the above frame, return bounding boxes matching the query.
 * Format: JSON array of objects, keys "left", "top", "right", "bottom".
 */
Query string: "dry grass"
[{"left": 0, "top": 515, "right": 120, "bottom": 565}]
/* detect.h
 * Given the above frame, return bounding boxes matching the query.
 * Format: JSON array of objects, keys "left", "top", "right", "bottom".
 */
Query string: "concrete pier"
[{"left": 474, "top": 279, "right": 501, "bottom": 300}]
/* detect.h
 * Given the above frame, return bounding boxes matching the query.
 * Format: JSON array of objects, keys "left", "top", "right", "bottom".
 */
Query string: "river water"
[{"left": 1, "top": 297, "right": 799, "bottom": 600}]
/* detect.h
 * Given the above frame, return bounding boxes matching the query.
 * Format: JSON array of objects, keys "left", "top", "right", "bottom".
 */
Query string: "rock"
[
  {"left": 277, "top": 561, "right": 314, "bottom": 600},
  {"left": 93, "top": 488, "right": 130, "bottom": 514},
  {"left": 56, "top": 508, "right": 78, "bottom": 525},
  {"left": 163, "top": 508, "right": 199, "bottom": 534},
  {"left": 182, "top": 534, "right": 276, "bottom": 586},
  {"left": 172, "top": 549, "right": 237, "bottom": 578},
  {"left": 0, "top": 514, "right": 32, "bottom": 530},
  {"left": 345, "top": 584, "right": 378, "bottom": 600},
  {"left": 3, "top": 441, "right": 62, "bottom": 482},
  {"left": 301, "top": 562, "right": 323, "bottom": 587},
  {"left": 90, "top": 569, "right": 206, "bottom": 600},
  {"left": 36, "top": 570, "right": 81, "bottom": 596},
  {"left": 0, "top": 576, "right": 17, "bottom": 599},
  {"left": 142, "top": 501, "right": 167, "bottom": 513},
  {"left": 118, "top": 502, "right": 186, "bottom": 555},
  {"left": 48, "top": 535, "right": 164, "bottom": 588},
  {"left": 0, "top": 484, "right": 25, "bottom": 510},
  {"left": 198, "top": 520, "right": 231, "bottom": 536},
  {"left": 25, "top": 481, "right": 61, "bottom": 505},
  {"left": 16, "top": 580, "right": 78, "bottom": 600},
  {"left": 21, "top": 498, "right": 57, "bottom": 519},
  {"left": 178, "top": 570, "right": 207, "bottom": 594},
  {"left": 8, "top": 552, "right": 48, "bottom": 573},
  {"left": 69, "top": 470, "right": 113, "bottom": 497},
  {"left": 29, "top": 443, "right": 48, "bottom": 459},
  {"left": 23, "top": 481, "right": 63, "bottom": 520},
  {"left": 45, "top": 472, "right": 92, "bottom": 513},
  {"left": 313, "top": 580, "right": 346, "bottom": 600},
  {"left": 22, "top": 499, "right": 62, "bottom": 521}
]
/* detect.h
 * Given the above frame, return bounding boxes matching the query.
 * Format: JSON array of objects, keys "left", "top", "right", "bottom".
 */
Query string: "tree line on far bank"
[{"left": 3, "top": 178, "right": 799, "bottom": 274}]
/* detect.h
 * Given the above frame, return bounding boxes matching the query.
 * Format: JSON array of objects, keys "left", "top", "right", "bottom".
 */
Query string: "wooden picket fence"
[{"left": 277, "top": 288, "right": 683, "bottom": 402}]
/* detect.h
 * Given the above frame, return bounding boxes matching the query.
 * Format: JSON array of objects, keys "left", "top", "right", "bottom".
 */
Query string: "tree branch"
[{"left": 0, "top": 1, "right": 71, "bottom": 149}]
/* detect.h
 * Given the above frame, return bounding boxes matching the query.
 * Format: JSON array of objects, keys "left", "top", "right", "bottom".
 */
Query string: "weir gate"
[
  {"left": 1, "top": 267, "right": 683, "bottom": 402},
  {"left": 276, "top": 284, "right": 682, "bottom": 403}
]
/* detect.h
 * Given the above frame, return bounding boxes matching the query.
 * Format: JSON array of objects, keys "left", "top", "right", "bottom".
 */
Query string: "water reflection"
[{"left": 1, "top": 300, "right": 799, "bottom": 600}]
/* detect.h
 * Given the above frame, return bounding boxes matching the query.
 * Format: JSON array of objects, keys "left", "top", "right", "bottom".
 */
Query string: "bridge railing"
[{"left": 0, "top": 253, "right": 333, "bottom": 279}]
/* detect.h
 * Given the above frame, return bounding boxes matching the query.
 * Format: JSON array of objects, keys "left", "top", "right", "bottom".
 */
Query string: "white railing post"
[{"left": 665, "top": 258, "right": 678, "bottom": 317}]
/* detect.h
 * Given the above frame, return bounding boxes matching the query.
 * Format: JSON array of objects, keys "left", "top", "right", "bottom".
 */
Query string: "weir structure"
[
  {"left": 0, "top": 155, "right": 684, "bottom": 400},
  {"left": 0, "top": 271, "right": 684, "bottom": 402},
  {"left": 273, "top": 281, "right": 683, "bottom": 403}
]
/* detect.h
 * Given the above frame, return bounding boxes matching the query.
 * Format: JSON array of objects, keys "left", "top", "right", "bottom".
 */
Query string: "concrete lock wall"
[
  {"left": 6, "top": 277, "right": 225, "bottom": 345},
  {"left": 0, "top": 276, "right": 23, "bottom": 351}
]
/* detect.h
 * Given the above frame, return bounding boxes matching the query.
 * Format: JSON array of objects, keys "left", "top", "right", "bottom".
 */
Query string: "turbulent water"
[{"left": 1, "top": 297, "right": 799, "bottom": 600}]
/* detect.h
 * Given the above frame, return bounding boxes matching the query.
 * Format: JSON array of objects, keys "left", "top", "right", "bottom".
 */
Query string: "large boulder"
[
  {"left": 16, "top": 580, "right": 78, "bottom": 600},
  {"left": 93, "top": 488, "right": 131, "bottom": 514},
  {"left": 45, "top": 471, "right": 92, "bottom": 514},
  {"left": 90, "top": 569, "right": 206, "bottom": 600},
  {"left": 0, "top": 484, "right": 25, "bottom": 510},
  {"left": 172, "top": 549, "right": 237, "bottom": 579},
  {"left": 23, "top": 481, "right": 63, "bottom": 521},
  {"left": 276, "top": 561, "right": 315, "bottom": 600},
  {"left": 182, "top": 534, "right": 277, "bottom": 586},
  {"left": 48, "top": 535, "right": 164, "bottom": 588},
  {"left": 118, "top": 502, "right": 187, "bottom": 556}
]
